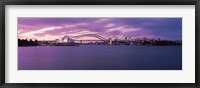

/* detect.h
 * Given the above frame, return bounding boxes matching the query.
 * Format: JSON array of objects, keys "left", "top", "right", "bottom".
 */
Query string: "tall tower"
[
  {"left": 108, "top": 38, "right": 112, "bottom": 45},
  {"left": 80, "top": 40, "right": 82, "bottom": 44}
]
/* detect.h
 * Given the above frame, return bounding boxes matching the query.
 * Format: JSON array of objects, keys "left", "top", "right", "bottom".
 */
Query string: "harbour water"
[{"left": 18, "top": 45, "right": 182, "bottom": 70}]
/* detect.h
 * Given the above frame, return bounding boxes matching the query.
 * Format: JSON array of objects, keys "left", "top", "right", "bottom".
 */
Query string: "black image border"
[{"left": 0, "top": 0, "right": 200, "bottom": 88}]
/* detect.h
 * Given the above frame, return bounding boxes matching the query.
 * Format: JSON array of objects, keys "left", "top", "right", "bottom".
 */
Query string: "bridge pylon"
[{"left": 108, "top": 38, "right": 112, "bottom": 45}]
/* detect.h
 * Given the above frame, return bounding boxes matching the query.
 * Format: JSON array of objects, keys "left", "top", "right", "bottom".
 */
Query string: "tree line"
[{"left": 18, "top": 39, "right": 39, "bottom": 46}]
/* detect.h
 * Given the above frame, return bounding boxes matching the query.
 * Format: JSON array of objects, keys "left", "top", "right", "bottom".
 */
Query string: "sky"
[{"left": 18, "top": 18, "right": 182, "bottom": 41}]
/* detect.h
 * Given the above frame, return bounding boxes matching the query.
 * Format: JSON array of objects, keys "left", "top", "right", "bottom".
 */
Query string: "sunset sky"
[{"left": 18, "top": 18, "right": 182, "bottom": 41}]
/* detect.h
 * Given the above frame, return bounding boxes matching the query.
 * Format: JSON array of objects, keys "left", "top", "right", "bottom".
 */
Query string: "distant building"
[{"left": 108, "top": 38, "right": 112, "bottom": 45}]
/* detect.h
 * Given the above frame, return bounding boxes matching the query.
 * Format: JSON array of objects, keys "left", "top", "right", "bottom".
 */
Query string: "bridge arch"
[{"left": 61, "top": 34, "right": 107, "bottom": 43}]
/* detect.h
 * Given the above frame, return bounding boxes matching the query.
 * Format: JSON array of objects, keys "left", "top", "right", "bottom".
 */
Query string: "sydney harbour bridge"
[{"left": 61, "top": 34, "right": 112, "bottom": 45}]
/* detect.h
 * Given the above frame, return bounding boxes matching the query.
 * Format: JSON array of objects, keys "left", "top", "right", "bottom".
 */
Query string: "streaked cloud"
[
  {"left": 104, "top": 23, "right": 116, "bottom": 28},
  {"left": 106, "top": 26, "right": 141, "bottom": 33},
  {"left": 18, "top": 29, "right": 24, "bottom": 34},
  {"left": 20, "top": 26, "right": 63, "bottom": 38},
  {"left": 64, "top": 22, "right": 89, "bottom": 28},
  {"left": 94, "top": 18, "right": 112, "bottom": 23},
  {"left": 18, "top": 18, "right": 182, "bottom": 40}
]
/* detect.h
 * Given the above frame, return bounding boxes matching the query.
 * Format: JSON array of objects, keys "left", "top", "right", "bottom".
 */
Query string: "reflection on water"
[{"left": 18, "top": 45, "right": 182, "bottom": 70}]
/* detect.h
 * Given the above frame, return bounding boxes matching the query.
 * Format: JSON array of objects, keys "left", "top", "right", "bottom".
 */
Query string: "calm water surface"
[{"left": 18, "top": 45, "right": 182, "bottom": 70}]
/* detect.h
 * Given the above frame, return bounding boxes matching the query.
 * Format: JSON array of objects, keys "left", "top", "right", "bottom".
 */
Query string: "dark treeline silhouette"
[{"left": 18, "top": 39, "right": 39, "bottom": 46}]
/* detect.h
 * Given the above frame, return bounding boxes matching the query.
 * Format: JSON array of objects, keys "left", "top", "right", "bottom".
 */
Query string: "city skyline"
[{"left": 18, "top": 18, "right": 182, "bottom": 41}]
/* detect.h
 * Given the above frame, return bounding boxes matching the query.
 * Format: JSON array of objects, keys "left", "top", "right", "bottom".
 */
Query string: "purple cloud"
[{"left": 18, "top": 18, "right": 182, "bottom": 40}]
